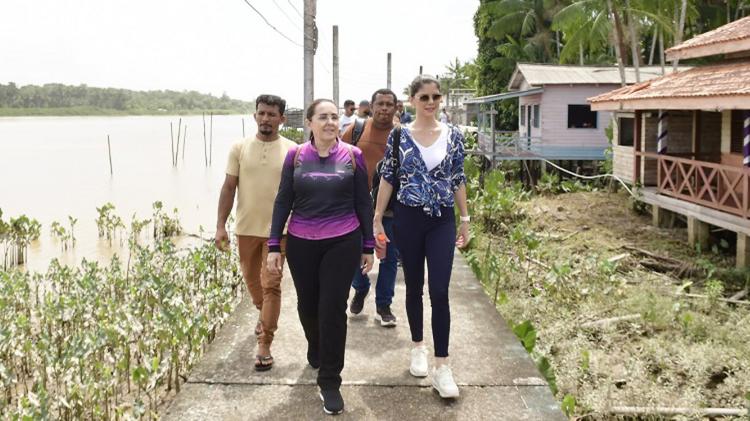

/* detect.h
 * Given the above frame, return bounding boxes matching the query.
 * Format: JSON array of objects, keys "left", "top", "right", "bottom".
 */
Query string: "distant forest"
[{"left": 0, "top": 82, "right": 253, "bottom": 116}]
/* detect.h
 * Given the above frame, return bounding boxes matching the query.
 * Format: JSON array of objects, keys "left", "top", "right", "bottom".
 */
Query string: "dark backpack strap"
[
  {"left": 351, "top": 118, "right": 366, "bottom": 146},
  {"left": 392, "top": 126, "right": 401, "bottom": 176},
  {"left": 293, "top": 145, "right": 302, "bottom": 167},
  {"left": 346, "top": 143, "right": 357, "bottom": 173}
]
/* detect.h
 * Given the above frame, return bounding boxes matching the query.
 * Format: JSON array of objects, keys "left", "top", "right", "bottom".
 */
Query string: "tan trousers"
[{"left": 237, "top": 235, "right": 286, "bottom": 346}]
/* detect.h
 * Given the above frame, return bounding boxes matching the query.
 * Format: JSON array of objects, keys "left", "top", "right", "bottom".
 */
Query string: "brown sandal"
[{"left": 254, "top": 355, "right": 274, "bottom": 371}]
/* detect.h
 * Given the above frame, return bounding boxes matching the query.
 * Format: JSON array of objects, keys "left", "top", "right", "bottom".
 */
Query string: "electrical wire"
[
  {"left": 240, "top": 0, "right": 302, "bottom": 47},
  {"left": 271, "top": 0, "right": 303, "bottom": 31},
  {"left": 541, "top": 158, "right": 636, "bottom": 198},
  {"left": 287, "top": 0, "right": 304, "bottom": 19}
]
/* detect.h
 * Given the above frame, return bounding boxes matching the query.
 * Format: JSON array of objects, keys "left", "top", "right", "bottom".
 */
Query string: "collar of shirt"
[{"left": 310, "top": 138, "right": 342, "bottom": 154}]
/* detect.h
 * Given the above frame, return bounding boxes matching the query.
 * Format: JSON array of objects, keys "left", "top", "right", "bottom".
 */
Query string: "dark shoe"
[
  {"left": 254, "top": 355, "right": 273, "bottom": 372},
  {"left": 376, "top": 305, "right": 397, "bottom": 327},
  {"left": 319, "top": 388, "right": 344, "bottom": 415},
  {"left": 349, "top": 290, "right": 368, "bottom": 315}
]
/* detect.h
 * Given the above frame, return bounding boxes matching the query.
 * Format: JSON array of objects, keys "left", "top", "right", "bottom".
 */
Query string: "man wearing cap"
[{"left": 357, "top": 100, "right": 371, "bottom": 119}]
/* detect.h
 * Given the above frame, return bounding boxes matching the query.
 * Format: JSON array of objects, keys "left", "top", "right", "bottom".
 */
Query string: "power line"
[
  {"left": 271, "top": 0, "right": 303, "bottom": 31},
  {"left": 287, "top": 0, "right": 304, "bottom": 19},
  {"left": 240, "top": 0, "right": 302, "bottom": 47}
]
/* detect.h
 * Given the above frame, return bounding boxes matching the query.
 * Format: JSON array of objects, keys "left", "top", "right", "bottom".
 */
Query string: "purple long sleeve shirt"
[{"left": 268, "top": 139, "right": 375, "bottom": 254}]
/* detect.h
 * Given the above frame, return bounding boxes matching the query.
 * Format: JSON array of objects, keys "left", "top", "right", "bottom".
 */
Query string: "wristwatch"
[{"left": 460, "top": 215, "right": 470, "bottom": 223}]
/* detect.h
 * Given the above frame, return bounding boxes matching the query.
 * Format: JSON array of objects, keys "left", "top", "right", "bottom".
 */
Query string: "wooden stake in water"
[
  {"left": 107, "top": 135, "right": 113, "bottom": 176},
  {"left": 242, "top": 118, "right": 245, "bottom": 137},
  {"left": 182, "top": 125, "right": 187, "bottom": 160},
  {"left": 202, "top": 112, "right": 208, "bottom": 167},
  {"left": 170, "top": 122, "right": 175, "bottom": 166},
  {"left": 209, "top": 112, "right": 213, "bottom": 166},
  {"left": 175, "top": 118, "right": 182, "bottom": 166}
]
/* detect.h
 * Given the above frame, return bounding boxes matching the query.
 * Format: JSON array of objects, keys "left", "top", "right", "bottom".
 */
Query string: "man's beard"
[{"left": 259, "top": 127, "right": 273, "bottom": 136}]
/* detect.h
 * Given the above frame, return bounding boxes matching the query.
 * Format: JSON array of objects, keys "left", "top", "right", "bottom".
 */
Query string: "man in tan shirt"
[{"left": 215, "top": 94, "right": 297, "bottom": 371}]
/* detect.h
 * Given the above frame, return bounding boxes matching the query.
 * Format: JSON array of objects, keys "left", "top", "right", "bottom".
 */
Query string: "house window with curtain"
[
  {"left": 520, "top": 105, "right": 526, "bottom": 126},
  {"left": 532, "top": 104, "right": 540, "bottom": 128},
  {"left": 568, "top": 105, "right": 598, "bottom": 128}
]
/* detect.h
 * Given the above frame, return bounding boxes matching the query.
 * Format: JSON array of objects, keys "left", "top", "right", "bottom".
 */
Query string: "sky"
[{"left": 0, "top": 0, "right": 480, "bottom": 109}]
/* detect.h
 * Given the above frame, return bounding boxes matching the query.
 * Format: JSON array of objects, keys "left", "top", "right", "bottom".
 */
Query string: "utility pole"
[
  {"left": 419, "top": 65, "right": 423, "bottom": 75},
  {"left": 387, "top": 52, "right": 392, "bottom": 89},
  {"left": 333, "top": 25, "right": 339, "bottom": 107},
  {"left": 304, "top": 0, "right": 316, "bottom": 138}
]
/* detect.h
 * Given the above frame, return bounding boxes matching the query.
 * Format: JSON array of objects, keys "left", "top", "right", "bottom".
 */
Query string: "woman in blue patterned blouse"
[{"left": 374, "top": 75, "right": 470, "bottom": 399}]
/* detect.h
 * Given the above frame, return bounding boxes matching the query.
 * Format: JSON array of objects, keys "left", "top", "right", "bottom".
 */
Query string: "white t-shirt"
[
  {"left": 413, "top": 123, "right": 449, "bottom": 171},
  {"left": 339, "top": 113, "right": 356, "bottom": 132}
]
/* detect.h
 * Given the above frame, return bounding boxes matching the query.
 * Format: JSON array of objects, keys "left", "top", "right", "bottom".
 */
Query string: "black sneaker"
[
  {"left": 376, "top": 305, "right": 397, "bottom": 327},
  {"left": 349, "top": 290, "right": 368, "bottom": 315},
  {"left": 319, "top": 388, "right": 344, "bottom": 415}
]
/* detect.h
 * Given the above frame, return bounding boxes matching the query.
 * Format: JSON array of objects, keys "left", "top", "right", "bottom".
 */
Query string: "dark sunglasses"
[{"left": 417, "top": 94, "right": 442, "bottom": 102}]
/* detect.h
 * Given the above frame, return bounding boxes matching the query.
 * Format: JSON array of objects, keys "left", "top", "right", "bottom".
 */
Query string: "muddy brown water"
[{"left": 1, "top": 115, "right": 256, "bottom": 272}]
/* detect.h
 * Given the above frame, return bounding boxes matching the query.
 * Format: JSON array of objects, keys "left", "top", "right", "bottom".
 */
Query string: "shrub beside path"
[{"left": 163, "top": 251, "right": 565, "bottom": 420}]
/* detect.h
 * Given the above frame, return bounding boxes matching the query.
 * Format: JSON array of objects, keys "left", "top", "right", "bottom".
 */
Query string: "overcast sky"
[{"left": 0, "top": 0, "right": 479, "bottom": 109}]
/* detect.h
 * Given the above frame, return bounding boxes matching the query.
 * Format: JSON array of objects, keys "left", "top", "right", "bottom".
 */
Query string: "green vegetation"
[
  {"left": 0, "top": 210, "right": 41, "bottom": 268},
  {"left": 279, "top": 127, "right": 305, "bottom": 143},
  {"left": 0, "top": 83, "right": 253, "bottom": 116},
  {"left": 0, "top": 206, "right": 241, "bottom": 419},
  {"left": 472, "top": 0, "right": 749, "bottom": 129},
  {"left": 462, "top": 159, "right": 750, "bottom": 418}
]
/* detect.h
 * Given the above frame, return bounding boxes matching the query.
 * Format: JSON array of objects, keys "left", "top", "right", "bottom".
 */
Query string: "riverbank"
[
  {"left": 464, "top": 186, "right": 750, "bottom": 418},
  {"left": 0, "top": 107, "right": 248, "bottom": 117}
]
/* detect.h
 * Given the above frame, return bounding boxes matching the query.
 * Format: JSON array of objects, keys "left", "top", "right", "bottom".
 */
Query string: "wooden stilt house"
[{"left": 589, "top": 16, "right": 750, "bottom": 267}]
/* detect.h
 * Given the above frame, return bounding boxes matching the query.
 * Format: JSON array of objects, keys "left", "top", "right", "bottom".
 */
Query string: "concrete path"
[{"left": 163, "top": 252, "right": 565, "bottom": 420}]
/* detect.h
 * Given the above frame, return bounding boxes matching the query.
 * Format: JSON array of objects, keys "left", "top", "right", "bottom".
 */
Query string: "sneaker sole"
[
  {"left": 409, "top": 367, "right": 428, "bottom": 378},
  {"left": 318, "top": 392, "right": 344, "bottom": 415},
  {"left": 431, "top": 381, "right": 460, "bottom": 399},
  {"left": 375, "top": 314, "right": 397, "bottom": 327}
]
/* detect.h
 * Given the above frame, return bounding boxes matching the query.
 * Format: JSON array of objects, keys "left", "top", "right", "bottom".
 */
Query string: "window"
[
  {"left": 730, "top": 110, "right": 748, "bottom": 153},
  {"left": 520, "top": 105, "right": 526, "bottom": 126},
  {"left": 568, "top": 105, "right": 597, "bottom": 129},
  {"left": 618, "top": 117, "right": 634, "bottom": 146},
  {"left": 533, "top": 105, "right": 540, "bottom": 128}
]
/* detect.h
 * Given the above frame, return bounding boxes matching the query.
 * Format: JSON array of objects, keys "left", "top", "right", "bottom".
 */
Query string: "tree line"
[{"left": 0, "top": 82, "right": 253, "bottom": 115}]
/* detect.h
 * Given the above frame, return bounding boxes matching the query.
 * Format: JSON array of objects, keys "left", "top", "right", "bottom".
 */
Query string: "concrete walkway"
[{"left": 163, "top": 252, "right": 565, "bottom": 420}]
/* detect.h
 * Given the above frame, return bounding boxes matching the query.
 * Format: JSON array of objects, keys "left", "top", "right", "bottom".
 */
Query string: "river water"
[{"left": 0, "top": 115, "right": 255, "bottom": 272}]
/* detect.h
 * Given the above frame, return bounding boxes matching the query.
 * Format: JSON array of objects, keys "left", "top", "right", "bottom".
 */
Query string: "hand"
[
  {"left": 214, "top": 227, "right": 230, "bottom": 251},
  {"left": 373, "top": 219, "right": 389, "bottom": 247},
  {"left": 266, "top": 252, "right": 283, "bottom": 276},
  {"left": 456, "top": 221, "right": 471, "bottom": 249},
  {"left": 360, "top": 254, "right": 374, "bottom": 274}
]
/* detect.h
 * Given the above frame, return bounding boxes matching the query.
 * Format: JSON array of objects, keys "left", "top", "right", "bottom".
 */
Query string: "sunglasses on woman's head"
[{"left": 417, "top": 94, "right": 442, "bottom": 102}]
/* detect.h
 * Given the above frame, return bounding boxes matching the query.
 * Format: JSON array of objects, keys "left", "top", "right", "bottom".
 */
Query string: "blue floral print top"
[{"left": 381, "top": 123, "right": 466, "bottom": 217}]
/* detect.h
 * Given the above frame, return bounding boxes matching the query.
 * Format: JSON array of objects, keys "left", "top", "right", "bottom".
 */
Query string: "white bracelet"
[{"left": 460, "top": 215, "right": 470, "bottom": 223}]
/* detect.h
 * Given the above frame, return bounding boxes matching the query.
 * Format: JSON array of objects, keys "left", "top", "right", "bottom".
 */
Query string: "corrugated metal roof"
[
  {"left": 509, "top": 64, "right": 686, "bottom": 89},
  {"left": 666, "top": 16, "right": 750, "bottom": 60},
  {"left": 588, "top": 60, "right": 750, "bottom": 109},
  {"left": 463, "top": 87, "right": 544, "bottom": 104}
]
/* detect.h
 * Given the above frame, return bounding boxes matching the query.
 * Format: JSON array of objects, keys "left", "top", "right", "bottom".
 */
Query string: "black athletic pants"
[{"left": 286, "top": 230, "right": 362, "bottom": 391}]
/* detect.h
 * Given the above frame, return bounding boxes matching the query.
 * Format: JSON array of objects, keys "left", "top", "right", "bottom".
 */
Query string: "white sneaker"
[
  {"left": 409, "top": 345, "right": 428, "bottom": 377},
  {"left": 432, "top": 365, "right": 459, "bottom": 398}
]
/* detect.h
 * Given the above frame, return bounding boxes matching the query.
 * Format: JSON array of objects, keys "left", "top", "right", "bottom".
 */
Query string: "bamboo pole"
[
  {"left": 182, "top": 125, "right": 187, "bottom": 160},
  {"left": 202, "top": 112, "right": 208, "bottom": 167},
  {"left": 170, "top": 122, "right": 175, "bottom": 166},
  {"left": 107, "top": 135, "right": 113, "bottom": 176},
  {"left": 209, "top": 112, "right": 213, "bottom": 165},
  {"left": 610, "top": 406, "right": 747, "bottom": 417},
  {"left": 175, "top": 118, "right": 182, "bottom": 166}
]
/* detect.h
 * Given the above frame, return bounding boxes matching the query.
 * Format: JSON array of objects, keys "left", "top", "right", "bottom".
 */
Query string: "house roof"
[
  {"left": 508, "top": 64, "right": 684, "bottom": 90},
  {"left": 588, "top": 60, "right": 750, "bottom": 111},
  {"left": 464, "top": 87, "right": 544, "bottom": 105},
  {"left": 666, "top": 16, "right": 750, "bottom": 61}
]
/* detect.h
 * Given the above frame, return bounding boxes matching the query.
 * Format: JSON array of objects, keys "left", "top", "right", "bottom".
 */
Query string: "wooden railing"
[{"left": 640, "top": 152, "right": 750, "bottom": 219}]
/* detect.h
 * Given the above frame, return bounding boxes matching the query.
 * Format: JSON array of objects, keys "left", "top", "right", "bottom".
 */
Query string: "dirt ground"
[{"left": 473, "top": 190, "right": 750, "bottom": 419}]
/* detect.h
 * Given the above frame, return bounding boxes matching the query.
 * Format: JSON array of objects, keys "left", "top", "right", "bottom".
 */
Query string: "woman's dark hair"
[
  {"left": 305, "top": 98, "right": 336, "bottom": 121},
  {"left": 408, "top": 75, "right": 441, "bottom": 97},
  {"left": 256, "top": 94, "right": 286, "bottom": 115}
]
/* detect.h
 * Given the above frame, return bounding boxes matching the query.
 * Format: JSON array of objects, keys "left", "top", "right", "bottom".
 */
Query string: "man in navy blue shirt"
[{"left": 397, "top": 100, "right": 412, "bottom": 124}]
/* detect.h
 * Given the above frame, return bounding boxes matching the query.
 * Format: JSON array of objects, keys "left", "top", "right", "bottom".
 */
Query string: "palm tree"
[{"left": 488, "top": 0, "right": 566, "bottom": 63}]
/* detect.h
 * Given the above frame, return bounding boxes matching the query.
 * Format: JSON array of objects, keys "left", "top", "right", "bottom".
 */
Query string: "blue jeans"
[{"left": 352, "top": 216, "right": 399, "bottom": 307}]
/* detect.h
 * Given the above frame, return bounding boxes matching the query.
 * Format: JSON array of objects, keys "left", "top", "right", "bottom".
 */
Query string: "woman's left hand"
[
  {"left": 456, "top": 221, "right": 471, "bottom": 249},
  {"left": 361, "top": 254, "right": 374, "bottom": 274}
]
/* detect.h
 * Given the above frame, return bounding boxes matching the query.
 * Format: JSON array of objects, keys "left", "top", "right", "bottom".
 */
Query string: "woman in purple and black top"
[{"left": 267, "top": 98, "right": 374, "bottom": 416}]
